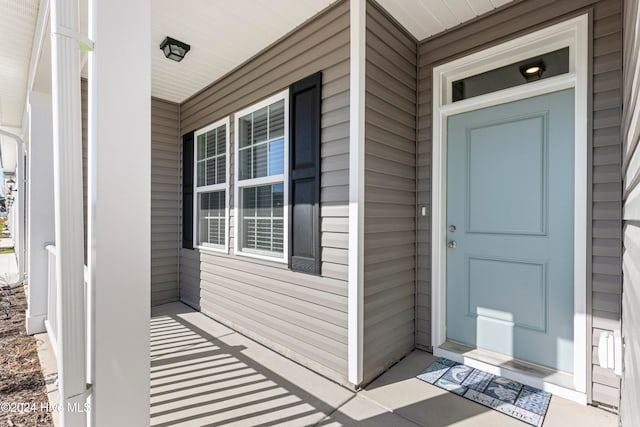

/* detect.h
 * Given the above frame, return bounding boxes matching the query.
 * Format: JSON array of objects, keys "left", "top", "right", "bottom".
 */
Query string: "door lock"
[
  {"left": 448, "top": 225, "right": 456, "bottom": 232},
  {"left": 447, "top": 241, "right": 457, "bottom": 249}
]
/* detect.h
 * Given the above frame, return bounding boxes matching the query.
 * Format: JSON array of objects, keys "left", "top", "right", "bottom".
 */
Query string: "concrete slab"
[
  {"left": 150, "top": 302, "right": 354, "bottom": 427},
  {"left": 0, "top": 252, "right": 18, "bottom": 281},
  {"left": 34, "top": 332, "right": 60, "bottom": 427},
  {"left": 362, "top": 350, "right": 619, "bottom": 427},
  {"left": 0, "top": 237, "right": 14, "bottom": 249},
  {"left": 317, "top": 395, "right": 422, "bottom": 426}
]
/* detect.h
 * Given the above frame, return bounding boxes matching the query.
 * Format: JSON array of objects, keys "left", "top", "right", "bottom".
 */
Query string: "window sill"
[
  {"left": 234, "top": 249, "right": 287, "bottom": 264},
  {"left": 196, "top": 245, "right": 228, "bottom": 254}
]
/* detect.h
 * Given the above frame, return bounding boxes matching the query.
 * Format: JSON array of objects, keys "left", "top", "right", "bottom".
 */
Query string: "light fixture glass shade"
[{"left": 160, "top": 37, "right": 190, "bottom": 62}]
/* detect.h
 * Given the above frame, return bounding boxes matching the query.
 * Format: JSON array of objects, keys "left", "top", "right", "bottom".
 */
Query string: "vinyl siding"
[
  {"left": 416, "top": 0, "right": 623, "bottom": 407},
  {"left": 151, "top": 98, "right": 181, "bottom": 306},
  {"left": 621, "top": 0, "right": 640, "bottom": 423},
  {"left": 362, "top": 1, "right": 417, "bottom": 383},
  {"left": 179, "top": 0, "right": 350, "bottom": 382}
]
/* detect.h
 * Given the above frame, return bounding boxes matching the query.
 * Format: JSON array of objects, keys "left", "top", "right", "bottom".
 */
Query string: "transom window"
[
  {"left": 193, "top": 117, "right": 229, "bottom": 251},
  {"left": 234, "top": 91, "right": 288, "bottom": 260}
]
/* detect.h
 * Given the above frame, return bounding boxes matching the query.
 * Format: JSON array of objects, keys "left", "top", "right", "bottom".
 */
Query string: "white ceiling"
[
  {"left": 0, "top": 0, "right": 516, "bottom": 141},
  {"left": 150, "top": 0, "right": 515, "bottom": 103},
  {"left": 0, "top": 0, "right": 39, "bottom": 129},
  {"left": 151, "top": 0, "right": 339, "bottom": 103},
  {"left": 377, "top": 0, "right": 513, "bottom": 40}
]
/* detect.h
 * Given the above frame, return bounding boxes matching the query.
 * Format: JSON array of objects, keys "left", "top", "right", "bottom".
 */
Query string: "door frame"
[{"left": 430, "top": 14, "right": 589, "bottom": 403}]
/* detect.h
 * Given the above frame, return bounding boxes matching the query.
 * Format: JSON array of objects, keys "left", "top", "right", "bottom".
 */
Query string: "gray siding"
[
  {"left": 416, "top": 0, "right": 623, "bottom": 407},
  {"left": 151, "top": 98, "right": 181, "bottom": 306},
  {"left": 621, "top": 0, "right": 640, "bottom": 423},
  {"left": 363, "top": 1, "right": 417, "bottom": 383},
  {"left": 179, "top": 0, "right": 350, "bottom": 382}
]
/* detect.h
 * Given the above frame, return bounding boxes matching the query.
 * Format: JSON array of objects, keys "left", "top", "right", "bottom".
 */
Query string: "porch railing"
[{"left": 45, "top": 244, "right": 88, "bottom": 359}]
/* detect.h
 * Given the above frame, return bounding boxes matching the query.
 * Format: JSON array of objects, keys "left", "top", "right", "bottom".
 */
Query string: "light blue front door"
[{"left": 446, "top": 89, "right": 575, "bottom": 373}]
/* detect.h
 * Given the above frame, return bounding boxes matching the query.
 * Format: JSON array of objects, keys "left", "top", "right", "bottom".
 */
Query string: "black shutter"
[
  {"left": 289, "top": 72, "right": 322, "bottom": 274},
  {"left": 182, "top": 131, "right": 194, "bottom": 249}
]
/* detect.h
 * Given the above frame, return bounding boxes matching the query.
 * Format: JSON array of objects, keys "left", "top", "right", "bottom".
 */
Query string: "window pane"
[
  {"left": 198, "top": 190, "right": 225, "bottom": 247},
  {"left": 217, "top": 128, "right": 226, "bottom": 156},
  {"left": 452, "top": 47, "right": 569, "bottom": 102},
  {"left": 239, "top": 116, "right": 252, "bottom": 149},
  {"left": 197, "top": 134, "right": 206, "bottom": 160},
  {"left": 269, "top": 139, "right": 284, "bottom": 176},
  {"left": 196, "top": 123, "right": 226, "bottom": 187},
  {"left": 197, "top": 162, "right": 205, "bottom": 187},
  {"left": 206, "top": 159, "right": 216, "bottom": 185},
  {"left": 239, "top": 147, "right": 252, "bottom": 181},
  {"left": 253, "top": 106, "right": 268, "bottom": 144},
  {"left": 241, "top": 184, "right": 284, "bottom": 255},
  {"left": 217, "top": 156, "right": 226, "bottom": 184},
  {"left": 253, "top": 144, "right": 268, "bottom": 178},
  {"left": 237, "top": 98, "right": 285, "bottom": 181},
  {"left": 205, "top": 130, "right": 216, "bottom": 158},
  {"left": 269, "top": 100, "right": 285, "bottom": 139}
]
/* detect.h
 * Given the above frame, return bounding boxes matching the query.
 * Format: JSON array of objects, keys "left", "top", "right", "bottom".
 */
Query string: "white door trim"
[{"left": 430, "top": 14, "right": 589, "bottom": 402}]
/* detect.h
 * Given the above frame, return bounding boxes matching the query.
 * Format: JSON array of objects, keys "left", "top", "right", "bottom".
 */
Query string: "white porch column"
[
  {"left": 50, "top": 0, "right": 87, "bottom": 424},
  {"left": 26, "top": 91, "right": 54, "bottom": 335},
  {"left": 88, "top": 0, "right": 151, "bottom": 424}
]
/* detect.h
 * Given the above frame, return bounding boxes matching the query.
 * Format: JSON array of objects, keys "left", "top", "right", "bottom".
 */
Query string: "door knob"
[{"left": 447, "top": 241, "right": 457, "bottom": 249}]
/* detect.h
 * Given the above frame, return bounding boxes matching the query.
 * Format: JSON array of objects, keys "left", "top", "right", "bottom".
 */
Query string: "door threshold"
[{"left": 435, "top": 340, "right": 587, "bottom": 405}]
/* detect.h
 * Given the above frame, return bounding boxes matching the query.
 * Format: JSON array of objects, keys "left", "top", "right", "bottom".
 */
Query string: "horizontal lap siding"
[
  {"left": 621, "top": 0, "right": 640, "bottom": 424},
  {"left": 363, "top": 2, "right": 417, "bottom": 383},
  {"left": 592, "top": 0, "right": 623, "bottom": 406},
  {"left": 151, "top": 98, "right": 181, "bottom": 306},
  {"left": 417, "top": 0, "right": 622, "bottom": 407},
  {"left": 179, "top": 0, "right": 350, "bottom": 381}
]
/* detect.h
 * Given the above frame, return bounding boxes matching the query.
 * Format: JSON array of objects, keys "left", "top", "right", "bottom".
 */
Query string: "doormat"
[{"left": 417, "top": 358, "right": 551, "bottom": 426}]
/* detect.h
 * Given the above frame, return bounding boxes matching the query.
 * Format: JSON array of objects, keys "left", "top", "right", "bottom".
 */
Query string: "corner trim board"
[{"left": 348, "top": 0, "right": 366, "bottom": 386}]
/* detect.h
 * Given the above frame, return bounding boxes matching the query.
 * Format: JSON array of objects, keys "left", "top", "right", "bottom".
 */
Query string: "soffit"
[
  {"left": 151, "top": 0, "right": 340, "bottom": 103},
  {"left": 376, "top": 0, "right": 514, "bottom": 40}
]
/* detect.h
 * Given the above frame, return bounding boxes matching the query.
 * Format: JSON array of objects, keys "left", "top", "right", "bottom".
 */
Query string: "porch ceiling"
[
  {"left": 151, "top": 0, "right": 516, "bottom": 103},
  {"left": 376, "top": 0, "right": 514, "bottom": 40},
  {"left": 0, "top": 0, "right": 517, "bottom": 138}
]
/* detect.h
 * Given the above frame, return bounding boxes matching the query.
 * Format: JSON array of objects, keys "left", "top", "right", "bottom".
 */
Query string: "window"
[
  {"left": 451, "top": 47, "right": 569, "bottom": 102},
  {"left": 234, "top": 91, "right": 288, "bottom": 261},
  {"left": 193, "top": 117, "right": 229, "bottom": 252}
]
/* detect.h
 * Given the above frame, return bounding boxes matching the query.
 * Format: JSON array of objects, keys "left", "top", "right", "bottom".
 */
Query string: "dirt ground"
[{"left": 0, "top": 285, "right": 53, "bottom": 426}]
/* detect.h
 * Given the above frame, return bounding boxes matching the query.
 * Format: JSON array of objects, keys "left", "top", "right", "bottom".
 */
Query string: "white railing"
[{"left": 44, "top": 244, "right": 88, "bottom": 361}]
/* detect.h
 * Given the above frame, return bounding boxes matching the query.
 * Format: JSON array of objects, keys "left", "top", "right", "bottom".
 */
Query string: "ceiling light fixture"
[
  {"left": 160, "top": 37, "right": 191, "bottom": 62},
  {"left": 519, "top": 60, "right": 546, "bottom": 82}
]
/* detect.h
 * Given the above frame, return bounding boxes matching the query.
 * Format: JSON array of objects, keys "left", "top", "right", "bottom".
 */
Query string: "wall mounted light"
[
  {"left": 519, "top": 60, "right": 546, "bottom": 82},
  {"left": 160, "top": 37, "right": 191, "bottom": 62}
]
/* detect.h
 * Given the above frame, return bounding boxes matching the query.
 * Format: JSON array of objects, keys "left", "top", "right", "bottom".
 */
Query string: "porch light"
[
  {"left": 520, "top": 60, "right": 546, "bottom": 82},
  {"left": 160, "top": 37, "right": 190, "bottom": 62}
]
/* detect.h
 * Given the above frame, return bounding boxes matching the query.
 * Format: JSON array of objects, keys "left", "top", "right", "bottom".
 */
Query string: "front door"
[{"left": 446, "top": 89, "right": 575, "bottom": 373}]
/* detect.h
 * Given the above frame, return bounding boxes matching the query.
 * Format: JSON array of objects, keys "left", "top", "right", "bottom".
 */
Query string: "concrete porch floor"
[{"left": 151, "top": 302, "right": 619, "bottom": 426}]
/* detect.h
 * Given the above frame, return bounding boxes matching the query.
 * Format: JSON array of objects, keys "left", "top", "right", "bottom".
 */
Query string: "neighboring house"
[{"left": 1, "top": 0, "right": 638, "bottom": 425}]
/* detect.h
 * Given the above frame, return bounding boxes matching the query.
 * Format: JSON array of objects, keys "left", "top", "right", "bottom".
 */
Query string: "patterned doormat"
[{"left": 417, "top": 358, "right": 551, "bottom": 426}]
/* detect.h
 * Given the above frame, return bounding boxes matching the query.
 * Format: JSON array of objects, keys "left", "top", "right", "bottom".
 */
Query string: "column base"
[{"left": 26, "top": 311, "right": 47, "bottom": 335}]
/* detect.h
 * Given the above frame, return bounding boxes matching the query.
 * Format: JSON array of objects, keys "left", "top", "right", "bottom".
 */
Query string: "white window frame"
[
  {"left": 234, "top": 90, "right": 289, "bottom": 262},
  {"left": 193, "top": 116, "right": 230, "bottom": 253}
]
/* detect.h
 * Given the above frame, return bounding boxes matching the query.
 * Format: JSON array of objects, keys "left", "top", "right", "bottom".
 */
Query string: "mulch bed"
[{"left": 1, "top": 285, "right": 53, "bottom": 426}]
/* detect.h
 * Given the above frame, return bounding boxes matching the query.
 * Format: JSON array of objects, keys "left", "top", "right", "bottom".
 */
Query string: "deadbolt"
[
  {"left": 447, "top": 241, "right": 457, "bottom": 249},
  {"left": 448, "top": 225, "right": 456, "bottom": 232}
]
